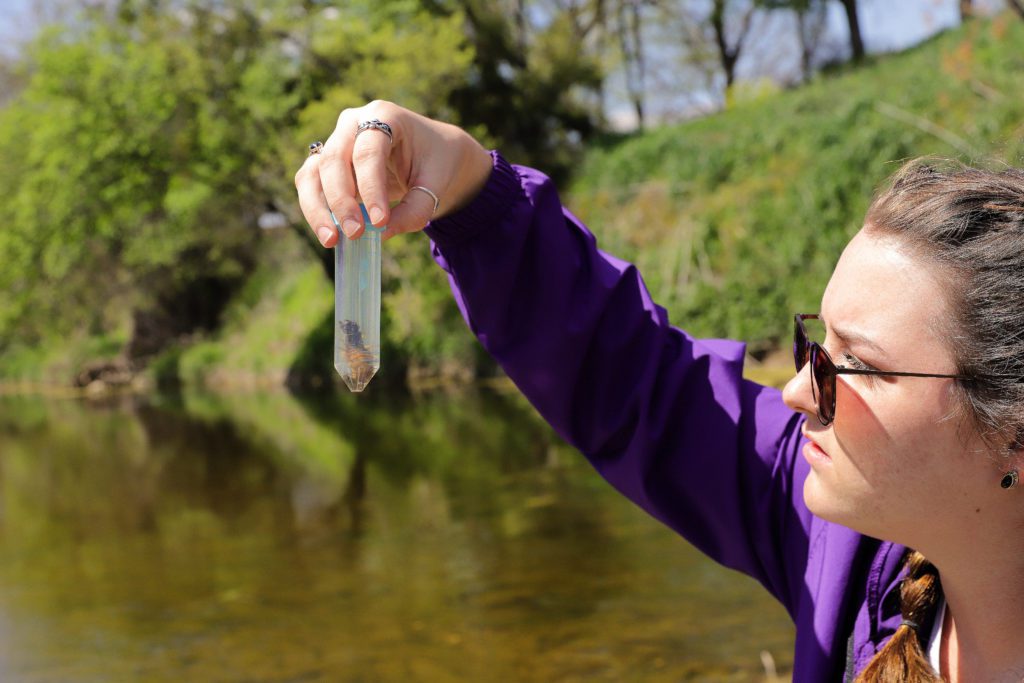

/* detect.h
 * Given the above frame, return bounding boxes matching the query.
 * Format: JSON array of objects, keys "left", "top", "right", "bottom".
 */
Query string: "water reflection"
[{"left": 0, "top": 390, "right": 794, "bottom": 681}]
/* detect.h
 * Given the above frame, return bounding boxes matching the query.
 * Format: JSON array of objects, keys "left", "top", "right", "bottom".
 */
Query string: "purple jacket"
[{"left": 424, "top": 151, "right": 932, "bottom": 681}]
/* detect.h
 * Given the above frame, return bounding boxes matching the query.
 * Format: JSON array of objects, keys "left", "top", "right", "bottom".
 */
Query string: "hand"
[{"left": 294, "top": 100, "right": 493, "bottom": 247}]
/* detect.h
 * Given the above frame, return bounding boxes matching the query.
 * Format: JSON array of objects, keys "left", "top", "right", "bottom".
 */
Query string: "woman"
[{"left": 294, "top": 101, "right": 1024, "bottom": 682}]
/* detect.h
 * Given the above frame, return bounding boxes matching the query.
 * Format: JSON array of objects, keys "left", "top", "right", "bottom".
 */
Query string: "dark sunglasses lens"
[
  {"left": 811, "top": 345, "right": 836, "bottom": 424},
  {"left": 793, "top": 318, "right": 807, "bottom": 371}
]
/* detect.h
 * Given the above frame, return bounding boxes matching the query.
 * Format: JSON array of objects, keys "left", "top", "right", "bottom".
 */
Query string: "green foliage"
[
  {"left": 567, "top": 15, "right": 1024, "bottom": 352},
  {"left": 177, "top": 341, "right": 226, "bottom": 388},
  {"left": 0, "top": 0, "right": 481, "bottom": 384},
  {"left": 0, "top": 11, "right": 261, "bottom": 350},
  {"left": 148, "top": 346, "right": 184, "bottom": 391},
  {"left": 169, "top": 232, "right": 332, "bottom": 387}
]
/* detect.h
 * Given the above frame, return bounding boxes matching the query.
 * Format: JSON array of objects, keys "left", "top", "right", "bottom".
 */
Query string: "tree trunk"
[
  {"left": 710, "top": 0, "right": 752, "bottom": 89},
  {"left": 959, "top": 0, "right": 973, "bottom": 21},
  {"left": 796, "top": 8, "right": 812, "bottom": 83},
  {"left": 838, "top": 0, "right": 864, "bottom": 62},
  {"left": 1008, "top": 0, "right": 1024, "bottom": 20},
  {"left": 629, "top": 1, "right": 645, "bottom": 126},
  {"left": 616, "top": 0, "right": 645, "bottom": 130},
  {"left": 515, "top": 0, "right": 527, "bottom": 55}
]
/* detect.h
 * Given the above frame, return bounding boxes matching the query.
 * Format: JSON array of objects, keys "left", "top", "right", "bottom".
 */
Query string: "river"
[{"left": 0, "top": 388, "right": 794, "bottom": 681}]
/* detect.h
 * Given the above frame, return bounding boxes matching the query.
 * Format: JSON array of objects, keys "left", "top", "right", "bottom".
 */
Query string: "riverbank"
[{"left": 0, "top": 355, "right": 796, "bottom": 400}]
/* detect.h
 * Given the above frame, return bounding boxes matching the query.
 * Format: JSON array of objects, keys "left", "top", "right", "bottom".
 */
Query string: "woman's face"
[{"left": 782, "top": 227, "right": 1000, "bottom": 547}]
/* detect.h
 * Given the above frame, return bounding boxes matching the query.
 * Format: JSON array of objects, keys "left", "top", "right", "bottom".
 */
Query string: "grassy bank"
[{"left": 566, "top": 14, "right": 1024, "bottom": 350}]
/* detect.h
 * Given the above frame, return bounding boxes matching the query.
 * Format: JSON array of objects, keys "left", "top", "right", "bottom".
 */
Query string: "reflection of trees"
[
  {"left": 170, "top": 391, "right": 359, "bottom": 537},
  {"left": 288, "top": 386, "right": 643, "bottom": 622},
  {"left": 0, "top": 389, "right": 634, "bottom": 592},
  {"left": 340, "top": 452, "right": 367, "bottom": 537},
  {"left": 136, "top": 400, "right": 273, "bottom": 521},
  {"left": 0, "top": 397, "right": 167, "bottom": 543},
  {"left": 292, "top": 387, "right": 557, "bottom": 483}
]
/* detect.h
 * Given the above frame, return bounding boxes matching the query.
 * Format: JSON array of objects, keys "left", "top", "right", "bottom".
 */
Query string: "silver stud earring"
[{"left": 1000, "top": 469, "right": 1019, "bottom": 489}]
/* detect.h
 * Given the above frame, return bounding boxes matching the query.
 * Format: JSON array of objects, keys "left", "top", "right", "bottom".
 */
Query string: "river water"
[{"left": 0, "top": 389, "right": 794, "bottom": 682}]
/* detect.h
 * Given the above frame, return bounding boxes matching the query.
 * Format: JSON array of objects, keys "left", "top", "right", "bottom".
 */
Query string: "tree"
[
  {"left": 960, "top": 0, "right": 973, "bottom": 21},
  {"left": 1008, "top": 0, "right": 1024, "bottom": 20},
  {"left": 0, "top": 0, "right": 475, "bottom": 360},
  {"left": 420, "top": 0, "right": 605, "bottom": 183},
  {"left": 794, "top": 0, "right": 829, "bottom": 81},
  {"left": 837, "top": 0, "right": 864, "bottom": 62},
  {"left": 0, "top": 16, "right": 258, "bottom": 353},
  {"left": 615, "top": 0, "right": 648, "bottom": 128},
  {"left": 709, "top": 0, "right": 757, "bottom": 88},
  {"left": 760, "top": 0, "right": 860, "bottom": 72},
  {"left": 645, "top": 0, "right": 767, "bottom": 112}
]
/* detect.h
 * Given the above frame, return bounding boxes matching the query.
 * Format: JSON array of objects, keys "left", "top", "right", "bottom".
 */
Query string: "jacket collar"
[{"left": 847, "top": 541, "right": 911, "bottom": 679}]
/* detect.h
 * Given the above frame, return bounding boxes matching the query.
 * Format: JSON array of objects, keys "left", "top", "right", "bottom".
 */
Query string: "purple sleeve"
[{"left": 424, "top": 151, "right": 812, "bottom": 616}]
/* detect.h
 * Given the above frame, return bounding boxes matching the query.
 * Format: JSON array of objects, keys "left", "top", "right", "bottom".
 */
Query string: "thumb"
[{"left": 381, "top": 184, "right": 441, "bottom": 242}]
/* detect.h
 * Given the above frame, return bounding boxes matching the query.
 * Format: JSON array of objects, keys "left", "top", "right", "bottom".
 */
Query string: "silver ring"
[
  {"left": 355, "top": 119, "right": 393, "bottom": 144},
  {"left": 410, "top": 186, "right": 440, "bottom": 216},
  {"left": 308, "top": 141, "right": 324, "bottom": 156}
]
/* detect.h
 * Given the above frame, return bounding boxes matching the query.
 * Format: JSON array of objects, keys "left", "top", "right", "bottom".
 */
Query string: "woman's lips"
[{"left": 802, "top": 430, "right": 832, "bottom": 461}]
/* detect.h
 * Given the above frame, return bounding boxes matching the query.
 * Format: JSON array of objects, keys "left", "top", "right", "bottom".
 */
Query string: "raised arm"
[
  {"left": 294, "top": 100, "right": 813, "bottom": 619},
  {"left": 425, "top": 151, "right": 813, "bottom": 616}
]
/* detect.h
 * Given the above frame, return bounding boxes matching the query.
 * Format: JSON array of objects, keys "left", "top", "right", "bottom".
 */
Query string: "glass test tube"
[{"left": 333, "top": 204, "right": 382, "bottom": 392}]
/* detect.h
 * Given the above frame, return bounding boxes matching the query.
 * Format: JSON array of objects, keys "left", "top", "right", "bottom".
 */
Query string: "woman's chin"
[
  {"left": 803, "top": 471, "right": 846, "bottom": 525},
  {"left": 803, "top": 474, "right": 886, "bottom": 539}
]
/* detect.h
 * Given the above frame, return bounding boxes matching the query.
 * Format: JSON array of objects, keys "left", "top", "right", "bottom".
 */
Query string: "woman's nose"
[{"left": 782, "top": 362, "right": 817, "bottom": 418}]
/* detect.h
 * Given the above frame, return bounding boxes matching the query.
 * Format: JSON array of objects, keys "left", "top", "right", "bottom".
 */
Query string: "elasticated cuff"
[{"left": 423, "top": 150, "right": 524, "bottom": 249}]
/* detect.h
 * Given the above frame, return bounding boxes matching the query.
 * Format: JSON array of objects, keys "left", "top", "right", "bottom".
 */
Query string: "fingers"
[
  {"left": 381, "top": 184, "right": 441, "bottom": 242},
  {"left": 294, "top": 154, "right": 340, "bottom": 248},
  {"left": 319, "top": 108, "right": 366, "bottom": 242},
  {"left": 297, "top": 100, "right": 431, "bottom": 246},
  {"left": 351, "top": 121, "right": 395, "bottom": 229}
]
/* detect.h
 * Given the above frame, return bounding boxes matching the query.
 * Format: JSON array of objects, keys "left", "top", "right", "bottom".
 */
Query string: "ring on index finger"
[{"left": 355, "top": 119, "right": 394, "bottom": 144}]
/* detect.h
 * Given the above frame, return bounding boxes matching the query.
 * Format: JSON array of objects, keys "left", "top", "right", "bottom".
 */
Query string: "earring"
[{"left": 1000, "top": 470, "right": 1019, "bottom": 489}]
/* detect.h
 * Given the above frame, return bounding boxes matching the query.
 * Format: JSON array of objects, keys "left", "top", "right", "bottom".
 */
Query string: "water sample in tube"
[{"left": 333, "top": 204, "right": 382, "bottom": 392}]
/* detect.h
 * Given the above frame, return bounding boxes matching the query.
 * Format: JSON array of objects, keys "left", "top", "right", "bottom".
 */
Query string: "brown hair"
[
  {"left": 855, "top": 550, "right": 941, "bottom": 682},
  {"left": 853, "top": 159, "right": 1024, "bottom": 681}
]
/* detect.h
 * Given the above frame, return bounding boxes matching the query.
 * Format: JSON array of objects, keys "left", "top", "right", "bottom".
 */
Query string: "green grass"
[{"left": 565, "top": 14, "right": 1024, "bottom": 352}]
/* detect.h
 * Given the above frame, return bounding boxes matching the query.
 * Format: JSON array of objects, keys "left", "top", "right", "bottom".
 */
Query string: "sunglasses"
[{"left": 793, "top": 314, "right": 970, "bottom": 426}]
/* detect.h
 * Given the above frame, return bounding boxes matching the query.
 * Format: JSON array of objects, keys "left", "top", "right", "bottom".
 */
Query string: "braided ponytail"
[{"left": 854, "top": 551, "right": 943, "bottom": 682}]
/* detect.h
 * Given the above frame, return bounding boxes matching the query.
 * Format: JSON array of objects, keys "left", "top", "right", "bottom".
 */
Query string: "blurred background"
[{"left": 0, "top": 0, "right": 1022, "bottom": 680}]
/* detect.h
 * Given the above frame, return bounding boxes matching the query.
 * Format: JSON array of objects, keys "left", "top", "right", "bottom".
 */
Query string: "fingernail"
[
  {"left": 316, "top": 227, "right": 334, "bottom": 245},
  {"left": 342, "top": 218, "right": 360, "bottom": 238},
  {"left": 369, "top": 206, "right": 385, "bottom": 226}
]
